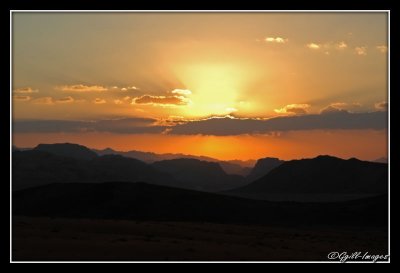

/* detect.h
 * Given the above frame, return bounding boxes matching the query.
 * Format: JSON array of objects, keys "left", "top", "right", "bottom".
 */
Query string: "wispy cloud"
[
  {"left": 114, "top": 99, "right": 123, "bottom": 105},
  {"left": 58, "top": 84, "right": 108, "bottom": 92},
  {"left": 264, "top": 37, "right": 288, "bottom": 44},
  {"left": 13, "top": 95, "right": 32, "bottom": 101},
  {"left": 120, "top": 86, "right": 138, "bottom": 91},
  {"left": 376, "top": 45, "right": 388, "bottom": 53},
  {"left": 32, "top": 97, "right": 54, "bottom": 105},
  {"left": 133, "top": 95, "right": 191, "bottom": 106},
  {"left": 133, "top": 89, "right": 192, "bottom": 107},
  {"left": 93, "top": 98, "right": 107, "bottom": 104},
  {"left": 336, "top": 41, "right": 348, "bottom": 49},
  {"left": 55, "top": 96, "right": 74, "bottom": 103},
  {"left": 307, "top": 41, "right": 348, "bottom": 53},
  {"left": 274, "top": 104, "right": 310, "bottom": 115},
  {"left": 320, "top": 105, "right": 349, "bottom": 115},
  {"left": 13, "top": 87, "right": 39, "bottom": 94},
  {"left": 355, "top": 46, "right": 367, "bottom": 56},
  {"left": 320, "top": 102, "right": 361, "bottom": 114},
  {"left": 375, "top": 101, "right": 388, "bottom": 111},
  {"left": 171, "top": 89, "right": 192, "bottom": 95},
  {"left": 307, "top": 43, "right": 321, "bottom": 49},
  {"left": 225, "top": 107, "right": 238, "bottom": 113}
]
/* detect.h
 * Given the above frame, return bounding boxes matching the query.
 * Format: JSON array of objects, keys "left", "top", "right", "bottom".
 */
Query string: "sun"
[{"left": 174, "top": 63, "right": 250, "bottom": 117}]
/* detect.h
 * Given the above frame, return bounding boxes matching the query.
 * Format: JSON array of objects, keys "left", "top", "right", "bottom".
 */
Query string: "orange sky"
[
  {"left": 13, "top": 129, "right": 387, "bottom": 161},
  {"left": 12, "top": 12, "right": 388, "bottom": 161}
]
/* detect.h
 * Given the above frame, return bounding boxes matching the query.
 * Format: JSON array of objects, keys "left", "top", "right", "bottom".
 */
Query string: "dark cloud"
[
  {"left": 169, "top": 111, "right": 387, "bottom": 136},
  {"left": 13, "top": 118, "right": 165, "bottom": 134},
  {"left": 13, "top": 112, "right": 387, "bottom": 136}
]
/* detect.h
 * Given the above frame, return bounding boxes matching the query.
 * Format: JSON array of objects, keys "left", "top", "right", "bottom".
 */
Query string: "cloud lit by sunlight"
[
  {"left": 13, "top": 87, "right": 39, "bottom": 94},
  {"left": 307, "top": 43, "right": 321, "bottom": 49},
  {"left": 133, "top": 95, "right": 191, "bottom": 106},
  {"left": 93, "top": 98, "right": 107, "bottom": 104},
  {"left": 58, "top": 84, "right": 108, "bottom": 92},
  {"left": 355, "top": 46, "right": 367, "bottom": 56},
  {"left": 376, "top": 45, "right": 387, "bottom": 53},
  {"left": 264, "top": 37, "right": 288, "bottom": 44},
  {"left": 274, "top": 104, "right": 310, "bottom": 115}
]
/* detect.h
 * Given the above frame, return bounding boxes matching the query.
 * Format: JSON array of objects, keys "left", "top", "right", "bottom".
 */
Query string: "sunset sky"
[{"left": 12, "top": 12, "right": 388, "bottom": 161}]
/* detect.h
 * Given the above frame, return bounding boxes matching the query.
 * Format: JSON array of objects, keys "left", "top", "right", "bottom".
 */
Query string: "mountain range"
[
  {"left": 12, "top": 143, "right": 388, "bottom": 202},
  {"left": 246, "top": 157, "right": 284, "bottom": 182},
  {"left": 152, "top": 158, "right": 246, "bottom": 191},
  {"left": 227, "top": 155, "right": 388, "bottom": 201},
  {"left": 13, "top": 143, "right": 248, "bottom": 192},
  {"left": 93, "top": 147, "right": 253, "bottom": 176}
]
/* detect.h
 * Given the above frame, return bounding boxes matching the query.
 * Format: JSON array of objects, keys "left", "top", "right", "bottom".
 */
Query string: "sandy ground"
[{"left": 12, "top": 216, "right": 388, "bottom": 262}]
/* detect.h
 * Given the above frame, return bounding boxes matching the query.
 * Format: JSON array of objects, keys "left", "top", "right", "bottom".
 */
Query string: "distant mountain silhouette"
[
  {"left": 227, "top": 155, "right": 388, "bottom": 200},
  {"left": 13, "top": 182, "right": 387, "bottom": 226},
  {"left": 13, "top": 149, "right": 247, "bottom": 192},
  {"left": 246, "top": 157, "right": 284, "bottom": 182},
  {"left": 12, "top": 145, "right": 32, "bottom": 151},
  {"left": 12, "top": 150, "right": 181, "bottom": 190},
  {"left": 93, "top": 147, "right": 217, "bottom": 163},
  {"left": 373, "top": 157, "right": 388, "bottom": 163},
  {"left": 219, "top": 162, "right": 252, "bottom": 176},
  {"left": 226, "top": 159, "right": 257, "bottom": 168},
  {"left": 92, "top": 147, "right": 252, "bottom": 175},
  {"left": 35, "top": 143, "right": 98, "bottom": 160},
  {"left": 152, "top": 158, "right": 248, "bottom": 191}
]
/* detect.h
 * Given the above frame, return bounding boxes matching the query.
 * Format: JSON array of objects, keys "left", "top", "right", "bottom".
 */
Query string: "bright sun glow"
[{"left": 175, "top": 63, "right": 251, "bottom": 117}]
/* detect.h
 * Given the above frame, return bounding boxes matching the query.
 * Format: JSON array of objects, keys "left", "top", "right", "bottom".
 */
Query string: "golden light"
[{"left": 174, "top": 63, "right": 253, "bottom": 117}]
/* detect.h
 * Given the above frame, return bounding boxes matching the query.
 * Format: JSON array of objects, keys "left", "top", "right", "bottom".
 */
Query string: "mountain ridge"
[{"left": 228, "top": 155, "right": 388, "bottom": 199}]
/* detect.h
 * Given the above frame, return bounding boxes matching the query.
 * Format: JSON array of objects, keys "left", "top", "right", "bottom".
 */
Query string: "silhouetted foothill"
[
  {"left": 35, "top": 143, "right": 98, "bottom": 160},
  {"left": 246, "top": 157, "right": 284, "bottom": 182},
  {"left": 229, "top": 155, "right": 387, "bottom": 197}
]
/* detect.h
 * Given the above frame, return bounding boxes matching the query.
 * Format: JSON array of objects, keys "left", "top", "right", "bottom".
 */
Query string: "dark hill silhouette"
[
  {"left": 246, "top": 157, "right": 284, "bottom": 182},
  {"left": 227, "top": 155, "right": 388, "bottom": 200},
  {"left": 12, "top": 150, "right": 181, "bottom": 190},
  {"left": 87, "top": 154, "right": 182, "bottom": 188},
  {"left": 12, "top": 182, "right": 387, "bottom": 226},
  {"left": 152, "top": 158, "right": 247, "bottom": 191},
  {"left": 373, "top": 157, "right": 388, "bottom": 163},
  {"left": 35, "top": 143, "right": 98, "bottom": 160},
  {"left": 219, "top": 162, "right": 252, "bottom": 176}
]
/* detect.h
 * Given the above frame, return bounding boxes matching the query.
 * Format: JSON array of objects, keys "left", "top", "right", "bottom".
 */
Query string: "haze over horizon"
[{"left": 12, "top": 12, "right": 388, "bottom": 161}]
